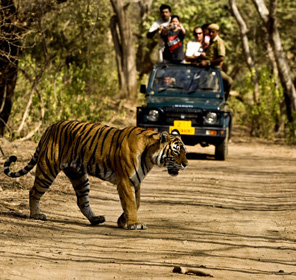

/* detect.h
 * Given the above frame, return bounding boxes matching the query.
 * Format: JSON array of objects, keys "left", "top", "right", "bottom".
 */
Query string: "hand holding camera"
[{"left": 170, "top": 23, "right": 179, "bottom": 30}]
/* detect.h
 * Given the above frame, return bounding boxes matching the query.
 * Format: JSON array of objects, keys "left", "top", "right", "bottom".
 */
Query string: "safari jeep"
[{"left": 137, "top": 63, "right": 232, "bottom": 160}]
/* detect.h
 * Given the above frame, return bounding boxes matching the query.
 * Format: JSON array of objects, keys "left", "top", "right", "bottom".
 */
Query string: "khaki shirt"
[{"left": 205, "top": 35, "right": 225, "bottom": 68}]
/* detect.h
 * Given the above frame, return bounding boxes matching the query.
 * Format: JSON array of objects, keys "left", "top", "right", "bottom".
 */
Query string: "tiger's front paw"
[
  {"left": 127, "top": 223, "right": 147, "bottom": 230},
  {"left": 90, "top": 215, "right": 105, "bottom": 225},
  {"left": 30, "top": 213, "right": 47, "bottom": 221}
]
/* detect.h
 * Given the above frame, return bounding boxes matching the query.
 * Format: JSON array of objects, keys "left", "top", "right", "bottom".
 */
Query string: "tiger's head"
[{"left": 154, "top": 130, "right": 188, "bottom": 176}]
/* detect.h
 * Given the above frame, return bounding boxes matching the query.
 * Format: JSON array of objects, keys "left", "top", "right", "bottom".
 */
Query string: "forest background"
[{"left": 0, "top": 0, "right": 296, "bottom": 143}]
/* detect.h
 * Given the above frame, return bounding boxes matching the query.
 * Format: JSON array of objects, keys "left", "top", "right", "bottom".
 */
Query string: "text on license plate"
[{"left": 169, "top": 120, "right": 195, "bottom": 135}]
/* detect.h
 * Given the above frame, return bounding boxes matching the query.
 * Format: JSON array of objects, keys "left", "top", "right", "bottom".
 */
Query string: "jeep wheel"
[{"left": 215, "top": 128, "right": 229, "bottom": 160}]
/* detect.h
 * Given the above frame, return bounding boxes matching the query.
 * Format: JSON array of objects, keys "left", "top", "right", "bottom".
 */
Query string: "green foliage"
[
  {"left": 8, "top": 0, "right": 121, "bottom": 140},
  {"left": 285, "top": 113, "right": 296, "bottom": 144},
  {"left": 6, "top": 0, "right": 296, "bottom": 144},
  {"left": 230, "top": 66, "right": 284, "bottom": 139},
  {"left": 11, "top": 55, "right": 119, "bottom": 140}
]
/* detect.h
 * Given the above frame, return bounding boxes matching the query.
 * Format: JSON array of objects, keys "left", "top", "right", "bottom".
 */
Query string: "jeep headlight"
[
  {"left": 205, "top": 112, "right": 217, "bottom": 124},
  {"left": 147, "top": 110, "right": 160, "bottom": 122}
]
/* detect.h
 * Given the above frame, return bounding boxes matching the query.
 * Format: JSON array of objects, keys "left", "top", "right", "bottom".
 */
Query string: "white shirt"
[
  {"left": 148, "top": 17, "right": 171, "bottom": 49},
  {"left": 185, "top": 41, "right": 202, "bottom": 57}
]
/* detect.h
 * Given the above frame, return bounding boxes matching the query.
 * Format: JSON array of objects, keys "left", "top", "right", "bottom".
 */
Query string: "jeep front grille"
[{"left": 164, "top": 108, "right": 203, "bottom": 126}]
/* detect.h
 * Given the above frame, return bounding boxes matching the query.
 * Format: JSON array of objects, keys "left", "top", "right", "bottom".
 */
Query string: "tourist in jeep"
[
  {"left": 161, "top": 15, "right": 186, "bottom": 64},
  {"left": 185, "top": 26, "right": 205, "bottom": 64},
  {"left": 147, "top": 4, "right": 172, "bottom": 63},
  {"left": 196, "top": 23, "right": 233, "bottom": 99}
]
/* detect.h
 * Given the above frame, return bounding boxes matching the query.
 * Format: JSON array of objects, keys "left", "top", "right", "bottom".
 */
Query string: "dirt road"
[{"left": 0, "top": 136, "right": 296, "bottom": 280}]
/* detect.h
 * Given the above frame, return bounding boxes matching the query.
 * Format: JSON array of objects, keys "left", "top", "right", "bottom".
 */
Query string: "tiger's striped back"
[{"left": 32, "top": 121, "right": 165, "bottom": 184}]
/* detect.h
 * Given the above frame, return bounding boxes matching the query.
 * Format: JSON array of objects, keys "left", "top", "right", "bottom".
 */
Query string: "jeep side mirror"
[{"left": 140, "top": 84, "right": 147, "bottom": 94}]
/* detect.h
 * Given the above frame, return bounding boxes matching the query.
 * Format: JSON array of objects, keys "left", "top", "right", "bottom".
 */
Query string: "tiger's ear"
[
  {"left": 170, "top": 129, "right": 181, "bottom": 137},
  {"left": 160, "top": 131, "right": 170, "bottom": 143}
]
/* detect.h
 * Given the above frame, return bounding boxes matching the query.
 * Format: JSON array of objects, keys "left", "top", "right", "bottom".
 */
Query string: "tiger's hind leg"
[
  {"left": 63, "top": 168, "right": 105, "bottom": 225},
  {"left": 30, "top": 165, "right": 57, "bottom": 221}
]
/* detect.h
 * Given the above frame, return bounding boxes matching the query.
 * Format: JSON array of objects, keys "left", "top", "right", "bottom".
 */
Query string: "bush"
[
  {"left": 229, "top": 66, "right": 285, "bottom": 140},
  {"left": 9, "top": 55, "right": 119, "bottom": 141}
]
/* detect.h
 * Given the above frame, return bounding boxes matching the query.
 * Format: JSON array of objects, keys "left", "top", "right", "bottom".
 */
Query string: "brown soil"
[{"left": 0, "top": 133, "right": 296, "bottom": 280}]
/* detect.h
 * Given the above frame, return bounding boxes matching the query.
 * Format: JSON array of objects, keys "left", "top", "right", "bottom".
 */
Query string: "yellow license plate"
[{"left": 169, "top": 120, "right": 195, "bottom": 135}]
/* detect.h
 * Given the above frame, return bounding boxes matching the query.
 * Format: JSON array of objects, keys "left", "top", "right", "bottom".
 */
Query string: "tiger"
[{"left": 4, "top": 121, "right": 188, "bottom": 230}]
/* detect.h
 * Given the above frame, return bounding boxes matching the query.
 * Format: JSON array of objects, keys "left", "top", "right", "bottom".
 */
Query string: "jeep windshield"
[{"left": 151, "top": 66, "right": 221, "bottom": 93}]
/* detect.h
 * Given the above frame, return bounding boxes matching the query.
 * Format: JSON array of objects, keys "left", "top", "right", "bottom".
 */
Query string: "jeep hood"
[{"left": 146, "top": 96, "right": 224, "bottom": 110}]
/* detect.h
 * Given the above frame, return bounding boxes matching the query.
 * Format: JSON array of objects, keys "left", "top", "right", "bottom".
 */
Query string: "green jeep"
[{"left": 137, "top": 63, "right": 233, "bottom": 160}]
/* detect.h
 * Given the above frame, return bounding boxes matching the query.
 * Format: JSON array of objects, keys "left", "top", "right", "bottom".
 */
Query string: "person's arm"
[
  {"left": 147, "top": 28, "right": 159, "bottom": 38},
  {"left": 147, "top": 21, "right": 162, "bottom": 39},
  {"left": 179, "top": 23, "right": 186, "bottom": 34},
  {"left": 161, "top": 25, "right": 171, "bottom": 36},
  {"left": 185, "top": 56, "right": 198, "bottom": 63},
  {"left": 185, "top": 50, "right": 198, "bottom": 62},
  {"left": 211, "top": 56, "right": 225, "bottom": 66},
  {"left": 198, "top": 56, "right": 224, "bottom": 67}
]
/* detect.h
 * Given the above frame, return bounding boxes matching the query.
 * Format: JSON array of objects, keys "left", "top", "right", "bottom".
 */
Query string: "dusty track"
[{"left": 0, "top": 136, "right": 296, "bottom": 279}]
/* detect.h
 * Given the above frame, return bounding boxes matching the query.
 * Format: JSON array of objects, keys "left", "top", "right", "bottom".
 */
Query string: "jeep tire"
[{"left": 215, "top": 127, "right": 229, "bottom": 160}]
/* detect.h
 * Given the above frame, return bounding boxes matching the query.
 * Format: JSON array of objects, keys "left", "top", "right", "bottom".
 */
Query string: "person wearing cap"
[
  {"left": 147, "top": 4, "right": 172, "bottom": 63},
  {"left": 198, "top": 23, "right": 225, "bottom": 68},
  {"left": 197, "top": 23, "right": 233, "bottom": 99}
]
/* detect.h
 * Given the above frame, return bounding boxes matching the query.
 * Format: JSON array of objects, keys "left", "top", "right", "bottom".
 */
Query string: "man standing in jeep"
[
  {"left": 147, "top": 4, "right": 172, "bottom": 63},
  {"left": 197, "top": 23, "right": 233, "bottom": 99}
]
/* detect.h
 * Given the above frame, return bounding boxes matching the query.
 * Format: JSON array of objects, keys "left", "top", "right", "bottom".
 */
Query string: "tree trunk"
[
  {"left": 229, "top": 0, "right": 260, "bottom": 104},
  {"left": 110, "top": 0, "right": 138, "bottom": 100},
  {"left": 0, "top": 0, "right": 67, "bottom": 136},
  {"left": 135, "top": 0, "right": 155, "bottom": 78},
  {"left": 252, "top": 0, "right": 296, "bottom": 123},
  {"left": 264, "top": 34, "right": 279, "bottom": 89},
  {"left": 0, "top": 0, "right": 19, "bottom": 136}
]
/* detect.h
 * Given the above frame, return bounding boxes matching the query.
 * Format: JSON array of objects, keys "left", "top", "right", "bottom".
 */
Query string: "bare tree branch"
[
  {"left": 18, "top": 88, "right": 44, "bottom": 141},
  {"left": 252, "top": 0, "right": 269, "bottom": 23},
  {"left": 229, "top": 0, "right": 260, "bottom": 103}
]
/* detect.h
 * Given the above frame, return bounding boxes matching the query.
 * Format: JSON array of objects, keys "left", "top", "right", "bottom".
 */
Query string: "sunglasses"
[{"left": 194, "top": 32, "right": 203, "bottom": 35}]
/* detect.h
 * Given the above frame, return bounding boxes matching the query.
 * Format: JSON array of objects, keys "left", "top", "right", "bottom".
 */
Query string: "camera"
[{"left": 171, "top": 24, "right": 177, "bottom": 30}]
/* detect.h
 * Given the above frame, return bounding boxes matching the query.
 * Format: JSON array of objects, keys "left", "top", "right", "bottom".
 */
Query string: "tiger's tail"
[{"left": 4, "top": 146, "right": 40, "bottom": 178}]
